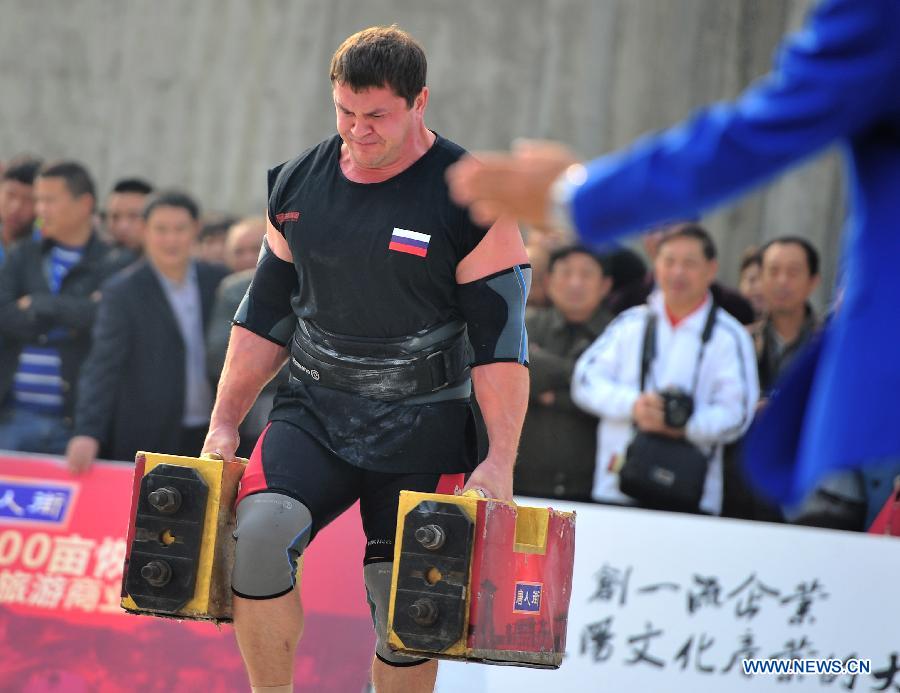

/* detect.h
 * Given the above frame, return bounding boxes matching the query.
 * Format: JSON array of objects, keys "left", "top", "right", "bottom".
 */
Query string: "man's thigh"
[
  {"left": 236, "top": 420, "right": 364, "bottom": 544},
  {"left": 359, "top": 470, "right": 464, "bottom": 563}
]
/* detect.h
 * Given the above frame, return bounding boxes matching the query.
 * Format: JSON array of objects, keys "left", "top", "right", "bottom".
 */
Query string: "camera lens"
[{"left": 661, "top": 388, "right": 693, "bottom": 428}]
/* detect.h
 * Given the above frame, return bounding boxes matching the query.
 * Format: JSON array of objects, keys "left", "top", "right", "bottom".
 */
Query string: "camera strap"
[{"left": 639, "top": 300, "right": 718, "bottom": 395}]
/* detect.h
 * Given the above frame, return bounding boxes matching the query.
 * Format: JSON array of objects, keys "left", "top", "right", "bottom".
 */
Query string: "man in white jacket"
[{"left": 572, "top": 224, "right": 758, "bottom": 514}]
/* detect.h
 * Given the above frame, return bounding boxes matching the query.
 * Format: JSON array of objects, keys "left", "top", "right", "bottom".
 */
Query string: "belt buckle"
[{"left": 426, "top": 350, "right": 449, "bottom": 391}]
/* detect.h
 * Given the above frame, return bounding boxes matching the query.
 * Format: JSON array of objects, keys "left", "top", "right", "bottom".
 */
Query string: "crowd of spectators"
[
  {"left": 0, "top": 153, "right": 893, "bottom": 532},
  {"left": 521, "top": 221, "right": 899, "bottom": 531},
  {"left": 0, "top": 156, "right": 280, "bottom": 471}
]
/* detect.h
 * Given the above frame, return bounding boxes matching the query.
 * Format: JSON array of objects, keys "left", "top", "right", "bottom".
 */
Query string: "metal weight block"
[{"left": 121, "top": 451, "right": 247, "bottom": 622}]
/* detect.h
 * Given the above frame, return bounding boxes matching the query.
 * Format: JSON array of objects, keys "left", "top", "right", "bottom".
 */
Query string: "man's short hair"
[
  {"left": 143, "top": 190, "right": 201, "bottom": 221},
  {"left": 761, "top": 236, "right": 820, "bottom": 277},
  {"left": 740, "top": 246, "right": 762, "bottom": 273},
  {"left": 111, "top": 177, "right": 154, "bottom": 196},
  {"left": 548, "top": 244, "right": 608, "bottom": 275},
  {"left": 2, "top": 156, "right": 43, "bottom": 185},
  {"left": 657, "top": 222, "right": 717, "bottom": 261},
  {"left": 200, "top": 213, "right": 238, "bottom": 240},
  {"left": 329, "top": 25, "right": 427, "bottom": 107},
  {"left": 38, "top": 161, "right": 96, "bottom": 202}
]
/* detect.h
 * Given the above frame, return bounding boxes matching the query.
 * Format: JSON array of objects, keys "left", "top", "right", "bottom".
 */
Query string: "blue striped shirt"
[{"left": 13, "top": 244, "right": 85, "bottom": 414}]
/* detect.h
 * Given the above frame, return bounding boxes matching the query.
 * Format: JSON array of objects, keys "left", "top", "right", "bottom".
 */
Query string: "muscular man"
[
  {"left": 202, "top": 26, "right": 529, "bottom": 693},
  {"left": 448, "top": 0, "right": 900, "bottom": 507}
]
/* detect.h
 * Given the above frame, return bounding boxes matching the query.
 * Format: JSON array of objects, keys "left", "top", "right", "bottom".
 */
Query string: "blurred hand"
[
  {"left": 66, "top": 435, "right": 99, "bottom": 475},
  {"left": 537, "top": 390, "right": 556, "bottom": 406},
  {"left": 201, "top": 426, "right": 241, "bottom": 463},
  {"left": 633, "top": 393, "right": 664, "bottom": 430},
  {"left": 16, "top": 295, "right": 32, "bottom": 310},
  {"left": 632, "top": 393, "right": 685, "bottom": 438},
  {"left": 446, "top": 139, "right": 580, "bottom": 227},
  {"left": 460, "top": 456, "right": 514, "bottom": 503}
]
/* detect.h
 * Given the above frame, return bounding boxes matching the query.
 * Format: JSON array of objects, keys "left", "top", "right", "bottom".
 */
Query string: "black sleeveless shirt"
[{"left": 266, "top": 133, "right": 488, "bottom": 473}]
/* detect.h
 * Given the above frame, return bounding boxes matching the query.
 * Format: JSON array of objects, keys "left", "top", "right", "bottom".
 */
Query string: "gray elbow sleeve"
[{"left": 457, "top": 265, "right": 531, "bottom": 366}]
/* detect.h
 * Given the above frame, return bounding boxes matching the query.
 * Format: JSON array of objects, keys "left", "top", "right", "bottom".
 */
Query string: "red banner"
[{"left": 0, "top": 453, "right": 374, "bottom": 692}]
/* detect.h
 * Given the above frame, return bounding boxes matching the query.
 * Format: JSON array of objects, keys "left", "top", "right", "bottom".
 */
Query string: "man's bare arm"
[
  {"left": 202, "top": 222, "right": 293, "bottom": 460},
  {"left": 468, "top": 363, "right": 529, "bottom": 501},
  {"left": 457, "top": 216, "right": 530, "bottom": 502}
]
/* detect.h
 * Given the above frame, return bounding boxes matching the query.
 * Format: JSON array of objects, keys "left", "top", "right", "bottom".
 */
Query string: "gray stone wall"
[{"left": 0, "top": 0, "right": 841, "bottom": 303}]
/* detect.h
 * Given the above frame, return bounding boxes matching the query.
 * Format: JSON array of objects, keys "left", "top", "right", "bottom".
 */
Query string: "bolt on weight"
[
  {"left": 414, "top": 524, "right": 446, "bottom": 550},
  {"left": 148, "top": 486, "right": 182, "bottom": 514},
  {"left": 140, "top": 560, "right": 173, "bottom": 587},
  {"left": 408, "top": 598, "right": 439, "bottom": 626}
]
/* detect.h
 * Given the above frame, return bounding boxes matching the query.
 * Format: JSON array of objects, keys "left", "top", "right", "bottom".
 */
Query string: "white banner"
[{"left": 437, "top": 499, "right": 899, "bottom": 692}]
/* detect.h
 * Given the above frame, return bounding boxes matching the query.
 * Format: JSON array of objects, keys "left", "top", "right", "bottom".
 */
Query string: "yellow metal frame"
[
  {"left": 387, "top": 491, "right": 483, "bottom": 657},
  {"left": 121, "top": 452, "right": 245, "bottom": 618},
  {"left": 387, "top": 491, "right": 575, "bottom": 660},
  {"left": 513, "top": 505, "right": 551, "bottom": 555}
]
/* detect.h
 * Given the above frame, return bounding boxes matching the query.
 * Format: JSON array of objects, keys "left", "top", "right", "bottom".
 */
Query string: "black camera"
[{"left": 659, "top": 387, "right": 694, "bottom": 428}]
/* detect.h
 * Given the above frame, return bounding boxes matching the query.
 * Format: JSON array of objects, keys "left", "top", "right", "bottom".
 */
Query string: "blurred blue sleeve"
[{"left": 570, "top": 0, "right": 900, "bottom": 240}]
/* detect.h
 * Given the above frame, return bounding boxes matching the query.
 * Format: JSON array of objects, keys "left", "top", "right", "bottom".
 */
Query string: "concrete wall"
[{"left": 0, "top": 0, "right": 842, "bottom": 301}]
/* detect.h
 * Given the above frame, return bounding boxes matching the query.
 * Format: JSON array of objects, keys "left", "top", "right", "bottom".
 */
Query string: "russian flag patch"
[{"left": 389, "top": 228, "right": 430, "bottom": 257}]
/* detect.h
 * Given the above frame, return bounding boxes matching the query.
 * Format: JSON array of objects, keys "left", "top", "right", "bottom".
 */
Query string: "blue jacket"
[{"left": 568, "top": 0, "right": 900, "bottom": 504}]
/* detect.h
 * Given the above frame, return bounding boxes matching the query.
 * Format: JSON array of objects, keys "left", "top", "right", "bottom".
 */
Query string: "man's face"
[
  {"left": 0, "top": 179, "right": 36, "bottom": 241},
  {"left": 655, "top": 237, "right": 717, "bottom": 308},
  {"left": 525, "top": 243, "right": 551, "bottom": 307},
  {"left": 333, "top": 82, "right": 426, "bottom": 170},
  {"left": 34, "top": 176, "right": 93, "bottom": 242},
  {"left": 761, "top": 242, "right": 819, "bottom": 315},
  {"left": 547, "top": 252, "right": 611, "bottom": 322},
  {"left": 197, "top": 234, "right": 227, "bottom": 266},
  {"left": 105, "top": 192, "right": 148, "bottom": 250},
  {"left": 225, "top": 221, "right": 266, "bottom": 273},
  {"left": 143, "top": 205, "right": 198, "bottom": 275}
]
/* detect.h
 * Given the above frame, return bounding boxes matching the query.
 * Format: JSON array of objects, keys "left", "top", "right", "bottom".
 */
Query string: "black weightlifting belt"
[{"left": 289, "top": 319, "right": 470, "bottom": 401}]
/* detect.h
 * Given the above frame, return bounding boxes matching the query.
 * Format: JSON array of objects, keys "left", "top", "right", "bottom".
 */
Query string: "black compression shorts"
[{"left": 236, "top": 420, "right": 465, "bottom": 563}]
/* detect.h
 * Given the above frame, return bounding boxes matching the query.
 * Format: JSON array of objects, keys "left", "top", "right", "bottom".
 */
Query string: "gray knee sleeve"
[
  {"left": 232, "top": 492, "right": 312, "bottom": 599},
  {"left": 364, "top": 561, "right": 430, "bottom": 667}
]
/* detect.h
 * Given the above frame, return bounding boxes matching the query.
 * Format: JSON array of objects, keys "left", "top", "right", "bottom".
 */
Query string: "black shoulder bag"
[{"left": 618, "top": 304, "right": 718, "bottom": 513}]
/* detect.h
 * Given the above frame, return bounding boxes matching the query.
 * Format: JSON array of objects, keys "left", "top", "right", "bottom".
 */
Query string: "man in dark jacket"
[
  {"left": 751, "top": 237, "right": 821, "bottom": 395},
  {"left": 0, "top": 161, "right": 122, "bottom": 454},
  {"left": 66, "top": 191, "right": 228, "bottom": 470},
  {"left": 206, "top": 264, "right": 288, "bottom": 458},
  {"left": 515, "top": 245, "right": 612, "bottom": 501},
  {"left": 724, "top": 237, "right": 822, "bottom": 523},
  {"left": 0, "top": 157, "right": 42, "bottom": 265}
]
